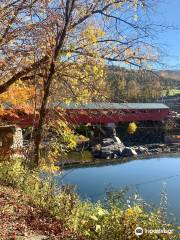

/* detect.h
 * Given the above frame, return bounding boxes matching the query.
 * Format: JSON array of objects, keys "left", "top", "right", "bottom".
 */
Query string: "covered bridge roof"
[{"left": 58, "top": 102, "right": 169, "bottom": 110}]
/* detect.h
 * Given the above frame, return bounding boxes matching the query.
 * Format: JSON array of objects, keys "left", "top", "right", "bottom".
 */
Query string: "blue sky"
[{"left": 151, "top": 0, "right": 180, "bottom": 69}]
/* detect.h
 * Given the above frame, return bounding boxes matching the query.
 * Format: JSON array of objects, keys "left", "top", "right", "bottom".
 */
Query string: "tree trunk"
[
  {"left": 34, "top": 62, "right": 55, "bottom": 166},
  {"left": 33, "top": 0, "right": 75, "bottom": 166}
]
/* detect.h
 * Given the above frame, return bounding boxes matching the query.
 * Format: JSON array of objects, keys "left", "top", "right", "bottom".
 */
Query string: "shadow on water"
[{"left": 64, "top": 150, "right": 180, "bottom": 169}]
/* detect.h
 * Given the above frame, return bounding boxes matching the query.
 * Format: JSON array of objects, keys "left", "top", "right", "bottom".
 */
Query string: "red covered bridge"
[
  {"left": 1, "top": 102, "right": 170, "bottom": 128},
  {"left": 60, "top": 102, "right": 170, "bottom": 124}
]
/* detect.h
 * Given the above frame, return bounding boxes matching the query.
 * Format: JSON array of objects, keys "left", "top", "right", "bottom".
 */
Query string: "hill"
[
  {"left": 106, "top": 66, "right": 180, "bottom": 102},
  {"left": 158, "top": 70, "right": 180, "bottom": 81}
]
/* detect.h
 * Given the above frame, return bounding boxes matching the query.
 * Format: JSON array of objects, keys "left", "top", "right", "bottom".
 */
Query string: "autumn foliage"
[{"left": 0, "top": 0, "right": 166, "bottom": 163}]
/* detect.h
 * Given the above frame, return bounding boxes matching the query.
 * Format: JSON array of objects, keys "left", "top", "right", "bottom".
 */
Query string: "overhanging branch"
[{"left": 0, "top": 55, "right": 49, "bottom": 94}]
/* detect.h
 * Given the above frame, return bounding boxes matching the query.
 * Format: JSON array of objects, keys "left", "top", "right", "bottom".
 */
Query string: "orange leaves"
[
  {"left": 0, "top": 59, "right": 6, "bottom": 68},
  {"left": 0, "top": 81, "right": 34, "bottom": 116}
]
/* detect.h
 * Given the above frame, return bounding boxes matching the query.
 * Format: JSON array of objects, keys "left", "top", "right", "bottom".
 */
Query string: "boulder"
[{"left": 92, "top": 137, "right": 125, "bottom": 159}]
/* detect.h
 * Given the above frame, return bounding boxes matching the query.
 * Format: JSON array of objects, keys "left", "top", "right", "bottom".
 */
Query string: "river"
[{"left": 56, "top": 155, "right": 180, "bottom": 222}]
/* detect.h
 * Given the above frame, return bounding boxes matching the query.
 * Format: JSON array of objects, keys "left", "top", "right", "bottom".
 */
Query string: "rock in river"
[{"left": 92, "top": 136, "right": 137, "bottom": 159}]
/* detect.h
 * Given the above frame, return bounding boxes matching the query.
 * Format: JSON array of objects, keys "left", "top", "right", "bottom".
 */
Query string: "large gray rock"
[{"left": 93, "top": 137, "right": 125, "bottom": 158}]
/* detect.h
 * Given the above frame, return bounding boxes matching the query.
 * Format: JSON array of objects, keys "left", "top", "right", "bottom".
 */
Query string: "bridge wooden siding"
[
  {"left": 1, "top": 103, "right": 170, "bottom": 128},
  {"left": 62, "top": 103, "right": 170, "bottom": 125}
]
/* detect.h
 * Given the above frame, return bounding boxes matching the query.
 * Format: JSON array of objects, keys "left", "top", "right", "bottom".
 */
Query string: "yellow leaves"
[
  {"left": 92, "top": 66, "right": 104, "bottom": 78},
  {"left": 82, "top": 25, "right": 106, "bottom": 44},
  {"left": 54, "top": 56, "right": 108, "bottom": 104},
  {"left": 46, "top": 119, "right": 77, "bottom": 163},
  {"left": 66, "top": 52, "right": 72, "bottom": 58},
  {"left": 125, "top": 206, "right": 143, "bottom": 222},
  {"left": 116, "top": 2, "right": 122, "bottom": 9},
  {"left": 93, "top": 66, "right": 99, "bottom": 74},
  {"left": 90, "top": 215, "right": 98, "bottom": 221},
  {"left": 95, "top": 224, "right": 101, "bottom": 232},
  {"left": 90, "top": 35, "right": 97, "bottom": 44},
  {"left": 127, "top": 122, "right": 137, "bottom": 134},
  {"left": 40, "top": 162, "right": 60, "bottom": 174},
  {"left": 133, "top": 0, "right": 139, "bottom": 9},
  {"left": 126, "top": 207, "right": 134, "bottom": 216},
  {"left": 64, "top": 99, "right": 72, "bottom": 105},
  {"left": 97, "top": 207, "right": 107, "bottom": 216},
  {"left": 0, "top": 106, "right": 4, "bottom": 116}
]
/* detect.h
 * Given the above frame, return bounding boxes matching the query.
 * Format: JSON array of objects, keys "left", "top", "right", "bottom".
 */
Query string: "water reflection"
[{"left": 56, "top": 156, "right": 180, "bottom": 222}]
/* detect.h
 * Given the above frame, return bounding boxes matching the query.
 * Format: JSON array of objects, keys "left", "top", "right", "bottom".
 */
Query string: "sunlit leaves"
[
  {"left": 127, "top": 122, "right": 138, "bottom": 134},
  {"left": 81, "top": 25, "right": 106, "bottom": 44},
  {"left": 0, "top": 0, "right": 163, "bottom": 166},
  {"left": 0, "top": 80, "right": 34, "bottom": 116},
  {"left": 45, "top": 119, "right": 77, "bottom": 165},
  {"left": 52, "top": 54, "right": 109, "bottom": 104}
]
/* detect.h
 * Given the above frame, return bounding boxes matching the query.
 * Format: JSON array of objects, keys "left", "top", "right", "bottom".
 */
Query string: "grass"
[{"left": 162, "top": 89, "right": 180, "bottom": 96}]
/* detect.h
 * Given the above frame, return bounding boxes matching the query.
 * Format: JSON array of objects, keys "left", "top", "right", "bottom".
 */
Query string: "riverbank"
[
  {"left": 0, "top": 185, "right": 83, "bottom": 240},
  {"left": 61, "top": 143, "right": 180, "bottom": 169},
  {"left": 0, "top": 159, "right": 179, "bottom": 240}
]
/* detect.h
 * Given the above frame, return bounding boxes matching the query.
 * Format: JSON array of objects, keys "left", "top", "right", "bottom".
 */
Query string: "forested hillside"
[{"left": 107, "top": 66, "right": 180, "bottom": 102}]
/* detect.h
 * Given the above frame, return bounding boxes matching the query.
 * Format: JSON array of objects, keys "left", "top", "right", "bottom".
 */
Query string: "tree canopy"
[{"left": 0, "top": 0, "right": 165, "bottom": 164}]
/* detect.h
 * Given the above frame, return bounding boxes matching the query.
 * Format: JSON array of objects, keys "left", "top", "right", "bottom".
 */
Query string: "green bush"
[{"left": 0, "top": 158, "right": 26, "bottom": 187}]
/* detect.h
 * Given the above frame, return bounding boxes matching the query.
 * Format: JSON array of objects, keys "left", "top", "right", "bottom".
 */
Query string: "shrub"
[
  {"left": 0, "top": 158, "right": 179, "bottom": 240},
  {"left": 0, "top": 157, "right": 26, "bottom": 187}
]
